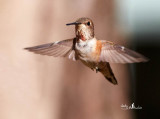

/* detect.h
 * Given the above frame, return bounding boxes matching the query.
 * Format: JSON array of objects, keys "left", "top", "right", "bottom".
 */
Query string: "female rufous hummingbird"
[{"left": 25, "top": 17, "right": 148, "bottom": 85}]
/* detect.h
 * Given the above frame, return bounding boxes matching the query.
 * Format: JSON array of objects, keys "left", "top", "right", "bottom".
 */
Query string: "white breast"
[{"left": 75, "top": 38, "right": 97, "bottom": 61}]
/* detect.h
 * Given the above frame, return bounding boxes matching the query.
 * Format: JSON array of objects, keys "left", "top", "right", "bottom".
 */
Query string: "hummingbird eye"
[{"left": 87, "top": 21, "right": 91, "bottom": 26}]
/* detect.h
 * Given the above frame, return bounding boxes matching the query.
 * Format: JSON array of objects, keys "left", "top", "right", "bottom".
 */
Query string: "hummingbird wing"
[
  {"left": 24, "top": 39, "right": 76, "bottom": 61},
  {"left": 99, "top": 40, "right": 149, "bottom": 63}
]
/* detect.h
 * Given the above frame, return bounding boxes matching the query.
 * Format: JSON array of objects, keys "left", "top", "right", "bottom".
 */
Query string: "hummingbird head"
[{"left": 66, "top": 17, "right": 94, "bottom": 41}]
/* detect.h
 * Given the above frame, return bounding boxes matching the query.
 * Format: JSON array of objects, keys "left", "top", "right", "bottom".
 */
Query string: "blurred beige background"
[{"left": 0, "top": 0, "right": 133, "bottom": 119}]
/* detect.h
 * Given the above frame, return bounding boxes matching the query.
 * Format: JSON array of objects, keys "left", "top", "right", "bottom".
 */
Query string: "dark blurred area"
[
  {"left": 0, "top": 0, "right": 159, "bottom": 119},
  {"left": 135, "top": 38, "right": 160, "bottom": 119},
  {"left": 115, "top": 0, "right": 160, "bottom": 118}
]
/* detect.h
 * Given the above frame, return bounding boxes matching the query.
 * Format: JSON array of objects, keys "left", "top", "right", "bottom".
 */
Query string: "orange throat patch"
[{"left": 80, "top": 33, "right": 86, "bottom": 41}]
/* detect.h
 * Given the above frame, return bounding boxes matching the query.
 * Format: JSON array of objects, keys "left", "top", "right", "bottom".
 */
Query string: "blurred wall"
[{"left": 0, "top": 0, "right": 133, "bottom": 119}]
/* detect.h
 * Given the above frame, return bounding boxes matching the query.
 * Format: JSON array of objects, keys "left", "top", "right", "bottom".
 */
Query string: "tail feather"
[
  {"left": 105, "top": 76, "right": 117, "bottom": 85},
  {"left": 99, "top": 62, "right": 118, "bottom": 85}
]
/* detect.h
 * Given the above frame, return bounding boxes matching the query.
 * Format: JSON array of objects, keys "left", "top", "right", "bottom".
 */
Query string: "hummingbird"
[{"left": 24, "top": 17, "right": 148, "bottom": 85}]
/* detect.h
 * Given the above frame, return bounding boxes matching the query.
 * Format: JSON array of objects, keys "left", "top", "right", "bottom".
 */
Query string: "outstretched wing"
[
  {"left": 24, "top": 39, "right": 76, "bottom": 61},
  {"left": 99, "top": 40, "right": 149, "bottom": 63}
]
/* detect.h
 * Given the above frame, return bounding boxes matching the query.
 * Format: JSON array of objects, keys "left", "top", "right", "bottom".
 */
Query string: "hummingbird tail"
[
  {"left": 104, "top": 75, "right": 117, "bottom": 85},
  {"left": 100, "top": 63, "right": 118, "bottom": 85}
]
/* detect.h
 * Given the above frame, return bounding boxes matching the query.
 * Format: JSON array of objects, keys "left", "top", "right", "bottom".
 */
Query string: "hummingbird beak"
[{"left": 66, "top": 22, "right": 81, "bottom": 26}]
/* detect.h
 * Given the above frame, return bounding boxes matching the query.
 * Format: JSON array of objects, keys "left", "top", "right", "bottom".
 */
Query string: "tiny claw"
[{"left": 96, "top": 67, "right": 99, "bottom": 73}]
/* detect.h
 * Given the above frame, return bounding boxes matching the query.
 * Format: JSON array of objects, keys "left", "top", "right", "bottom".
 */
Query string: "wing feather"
[
  {"left": 24, "top": 39, "right": 76, "bottom": 60},
  {"left": 100, "top": 40, "right": 149, "bottom": 63}
]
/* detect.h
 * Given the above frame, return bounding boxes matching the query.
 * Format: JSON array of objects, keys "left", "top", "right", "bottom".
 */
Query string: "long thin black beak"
[{"left": 66, "top": 22, "right": 81, "bottom": 26}]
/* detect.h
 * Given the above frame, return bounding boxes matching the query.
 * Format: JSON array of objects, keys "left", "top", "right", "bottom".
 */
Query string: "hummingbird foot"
[{"left": 96, "top": 67, "right": 99, "bottom": 73}]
